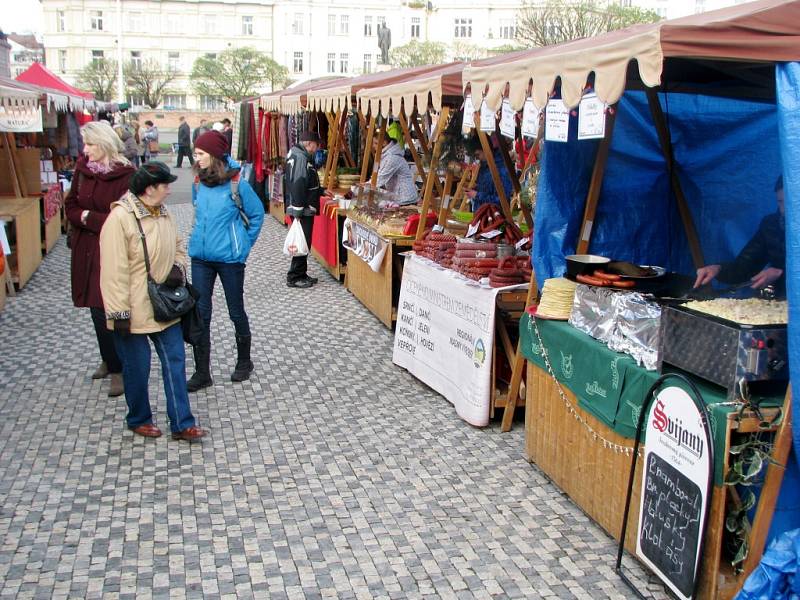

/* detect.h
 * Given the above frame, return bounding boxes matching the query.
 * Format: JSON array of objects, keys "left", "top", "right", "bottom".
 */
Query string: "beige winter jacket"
[{"left": 99, "top": 192, "right": 187, "bottom": 334}]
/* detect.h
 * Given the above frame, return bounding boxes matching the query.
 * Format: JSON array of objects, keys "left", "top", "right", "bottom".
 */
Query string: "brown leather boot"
[
  {"left": 108, "top": 373, "right": 124, "bottom": 397},
  {"left": 92, "top": 362, "right": 109, "bottom": 379}
]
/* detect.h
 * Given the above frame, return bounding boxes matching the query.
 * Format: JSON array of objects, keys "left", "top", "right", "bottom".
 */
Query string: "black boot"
[
  {"left": 187, "top": 341, "right": 213, "bottom": 392},
  {"left": 231, "top": 334, "right": 254, "bottom": 382}
]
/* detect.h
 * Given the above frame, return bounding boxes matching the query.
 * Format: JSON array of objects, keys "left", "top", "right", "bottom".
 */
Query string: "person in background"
[
  {"left": 176, "top": 116, "right": 194, "bottom": 168},
  {"left": 375, "top": 121, "right": 417, "bottom": 205},
  {"left": 192, "top": 119, "right": 209, "bottom": 146},
  {"left": 284, "top": 131, "right": 330, "bottom": 288},
  {"left": 222, "top": 118, "right": 233, "bottom": 154},
  {"left": 100, "top": 162, "right": 205, "bottom": 441},
  {"left": 115, "top": 126, "right": 139, "bottom": 167},
  {"left": 465, "top": 134, "right": 513, "bottom": 213},
  {"left": 694, "top": 175, "right": 786, "bottom": 293},
  {"left": 65, "top": 121, "right": 135, "bottom": 398},
  {"left": 142, "top": 120, "right": 159, "bottom": 163},
  {"left": 134, "top": 120, "right": 146, "bottom": 166},
  {"left": 186, "top": 130, "right": 265, "bottom": 391}
]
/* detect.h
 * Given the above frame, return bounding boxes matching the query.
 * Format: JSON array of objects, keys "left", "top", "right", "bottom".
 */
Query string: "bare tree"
[
  {"left": 76, "top": 58, "right": 117, "bottom": 101},
  {"left": 390, "top": 40, "right": 448, "bottom": 68},
  {"left": 516, "top": 0, "right": 661, "bottom": 47},
  {"left": 191, "top": 47, "right": 289, "bottom": 103},
  {"left": 125, "top": 59, "right": 179, "bottom": 109}
]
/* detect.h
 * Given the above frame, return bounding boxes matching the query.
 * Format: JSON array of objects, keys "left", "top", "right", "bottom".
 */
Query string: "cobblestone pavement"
[{"left": 0, "top": 198, "right": 669, "bottom": 599}]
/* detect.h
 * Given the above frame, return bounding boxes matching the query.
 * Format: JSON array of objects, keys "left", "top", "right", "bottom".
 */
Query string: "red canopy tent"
[{"left": 15, "top": 62, "right": 94, "bottom": 100}]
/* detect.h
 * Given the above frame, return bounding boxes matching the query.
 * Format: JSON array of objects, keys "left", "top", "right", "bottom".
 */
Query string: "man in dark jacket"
[
  {"left": 176, "top": 116, "right": 194, "bottom": 168},
  {"left": 284, "top": 131, "right": 329, "bottom": 288},
  {"left": 222, "top": 118, "right": 233, "bottom": 154},
  {"left": 192, "top": 119, "right": 209, "bottom": 145},
  {"left": 695, "top": 176, "right": 786, "bottom": 293}
]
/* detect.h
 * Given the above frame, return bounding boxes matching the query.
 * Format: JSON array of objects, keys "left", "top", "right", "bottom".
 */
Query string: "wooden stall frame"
[
  {"left": 472, "top": 110, "right": 514, "bottom": 224},
  {"left": 416, "top": 107, "right": 451, "bottom": 241}
]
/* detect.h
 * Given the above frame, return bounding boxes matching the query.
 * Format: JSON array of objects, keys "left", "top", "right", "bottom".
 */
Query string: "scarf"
[
  {"left": 85, "top": 160, "right": 115, "bottom": 174},
  {"left": 197, "top": 167, "right": 240, "bottom": 188}
]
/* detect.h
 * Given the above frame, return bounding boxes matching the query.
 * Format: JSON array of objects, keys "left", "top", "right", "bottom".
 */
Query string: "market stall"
[{"left": 462, "top": 1, "right": 800, "bottom": 597}]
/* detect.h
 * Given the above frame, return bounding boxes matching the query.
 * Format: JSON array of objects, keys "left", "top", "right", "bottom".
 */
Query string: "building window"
[
  {"left": 127, "top": 94, "right": 145, "bottom": 106},
  {"left": 364, "top": 16, "right": 372, "bottom": 37},
  {"left": 339, "top": 15, "right": 349, "bottom": 35},
  {"left": 620, "top": 0, "right": 632, "bottom": 6},
  {"left": 327, "top": 52, "right": 336, "bottom": 74},
  {"left": 328, "top": 14, "right": 336, "bottom": 36},
  {"left": 57, "top": 10, "right": 65, "bottom": 32},
  {"left": 91, "top": 50, "right": 104, "bottom": 64},
  {"left": 363, "top": 54, "right": 372, "bottom": 74},
  {"left": 200, "top": 95, "right": 224, "bottom": 110},
  {"left": 203, "top": 17, "right": 216, "bottom": 34},
  {"left": 340, "top": 53, "right": 348, "bottom": 73},
  {"left": 292, "top": 13, "right": 303, "bottom": 35},
  {"left": 499, "top": 19, "right": 515, "bottom": 39},
  {"left": 695, "top": 0, "right": 705, "bottom": 12},
  {"left": 205, "top": 53, "right": 217, "bottom": 60},
  {"left": 165, "top": 14, "right": 182, "bottom": 34},
  {"left": 293, "top": 51, "right": 303, "bottom": 73},
  {"left": 242, "top": 16, "right": 253, "bottom": 35},
  {"left": 58, "top": 49, "right": 67, "bottom": 73},
  {"left": 454, "top": 18, "right": 472, "bottom": 38},
  {"left": 90, "top": 10, "right": 104, "bottom": 31},
  {"left": 127, "top": 12, "right": 143, "bottom": 32},
  {"left": 411, "top": 17, "right": 420, "bottom": 38},
  {"left": 658, "top": 7, "right": 667, "bottom": 16},
  {"left": 163, "top": 94, "right": 186, "bottom": 109},
  {"left": 168, "top": 52, "right": 180, "bottom": 71},
  {"left": 377, "top": 16, "right": 386, "bottom": 27},
  {"left": 130, "top": 51, "right": 142, "bottom": 70}
]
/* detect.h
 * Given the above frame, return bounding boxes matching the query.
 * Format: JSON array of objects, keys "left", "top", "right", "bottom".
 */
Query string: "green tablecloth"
[{"left": 519, "top": 314, "right": 783, "bottom": 485}]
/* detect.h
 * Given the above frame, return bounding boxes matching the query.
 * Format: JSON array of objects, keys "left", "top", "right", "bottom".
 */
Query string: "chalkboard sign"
[{"left": 635, "top": 384, "right": 712, "bottom": 600}]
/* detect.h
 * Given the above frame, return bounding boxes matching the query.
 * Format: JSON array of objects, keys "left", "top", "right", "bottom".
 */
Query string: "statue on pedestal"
[{"left": 378, "top": 23, "right": 392, "bottom": 65}]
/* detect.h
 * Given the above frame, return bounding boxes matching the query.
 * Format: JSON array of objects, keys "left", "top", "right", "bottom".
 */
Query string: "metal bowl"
[{"left": 565, "top": 254, "right": 610, "bottom": 278}]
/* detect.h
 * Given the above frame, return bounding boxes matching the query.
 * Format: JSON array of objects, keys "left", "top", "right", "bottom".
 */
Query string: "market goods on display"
[
  {"left": 683, "top": 298, "right": 788, "bottom": 325},
  {"left": 575, "top": 269, "right": 636, "bottom": 289},
  {"left": 535, "top": 277, "right": 578, "bottom": 319},
  {"left": 469, "top": 204, "right": 530, "bottom": 250},
  {"left": 489, "top": 256, "right": 533, "bottom": 288},
  {"left": 413, "top": 232, "right": 457, "bottom": 267}
]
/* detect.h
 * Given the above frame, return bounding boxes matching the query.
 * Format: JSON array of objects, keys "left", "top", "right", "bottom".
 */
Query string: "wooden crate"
[
  {"left": 0, "top": 197, "right": 42, "bottom": 289},
  {"left": 525, "top": 362, "right": 734, "bottom": 600},
  {"left": 269, "top": 201, "right": 286, "bottom": 224}
]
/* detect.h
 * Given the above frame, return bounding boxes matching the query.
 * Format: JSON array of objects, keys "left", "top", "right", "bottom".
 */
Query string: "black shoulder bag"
[{"left": 133, "top": 216, "right": 195, "bottom": 322}]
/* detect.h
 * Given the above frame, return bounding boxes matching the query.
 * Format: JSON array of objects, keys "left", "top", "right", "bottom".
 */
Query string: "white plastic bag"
[{"left": 283, "top": 219, "right": 309, "bottom": 257}]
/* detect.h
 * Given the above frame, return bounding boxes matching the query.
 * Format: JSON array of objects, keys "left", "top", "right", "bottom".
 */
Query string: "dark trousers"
[
  {"left": 287, "top": 216, "right": 314, "bottom": 283},
  {"left": 191, "top": 259, "right": 250, "bottom": 340},
  {"left": 113, "top": 323, "right": 196, "bottom": 433},
  {"left": 176, "top": 145, "right": 194, "bottom": 167},
  {"left": 90, "top": 307, "right": 122, "bottom": 373}
]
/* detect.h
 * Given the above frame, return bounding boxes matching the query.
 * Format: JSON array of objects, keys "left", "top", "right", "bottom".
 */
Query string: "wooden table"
[
  {"left": 489, "top": 290, "right": 528, "bottom": 419},
  {"left": 0, "top": 197, "right": 42, "bottom": 289},
  {"left": 312, "top": 206, "right": 348, "bottom": 281}
]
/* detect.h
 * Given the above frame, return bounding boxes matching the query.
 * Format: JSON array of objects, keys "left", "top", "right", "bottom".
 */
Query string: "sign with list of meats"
[{"left": 636, "top": 385, "right": 711, "bottom": 600}]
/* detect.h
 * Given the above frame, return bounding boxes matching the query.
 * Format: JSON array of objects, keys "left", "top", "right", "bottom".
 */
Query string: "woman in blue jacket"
[
  {"left": 187, "top": 130, "right": 265, "bottom": 391},
  {"left": 465, "top": 134, "right": 513, "bottom": 213}
]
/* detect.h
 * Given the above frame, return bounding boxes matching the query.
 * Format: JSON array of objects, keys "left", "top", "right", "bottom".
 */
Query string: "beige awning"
[
  {"left": 357, "top": 62, "right": 464, "bottom": 116},
  {"left": 464, "top": 0, "right": 800, "bottom": 110},
  {"left": 260, "top": 77, "right": 346, "bottom": 114},
  {"left": 0, "top": 82, "right": 40, "bottom": 109}
]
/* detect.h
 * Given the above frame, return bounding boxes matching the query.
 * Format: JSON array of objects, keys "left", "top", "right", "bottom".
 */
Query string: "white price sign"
[
  {"left": 499, "top": 99, "right": 516, "bottom": 139},
  {"left": 521, "top": 98, "right": 540, "bottom": 138},
  {"left": 462, "top": 94, "right": 475, "bottom": 134},
  {"left": 479, "top": 99, "right": 496, "bottom": 132},
  {"left": 577, "top": 93, "right": 607, "bottom": 140},
  {"left": 545, "top": 99, "right": 570, "bottom": 143}
]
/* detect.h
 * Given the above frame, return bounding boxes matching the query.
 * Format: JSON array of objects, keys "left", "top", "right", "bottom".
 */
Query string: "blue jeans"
[
  {"left": 113, "top": 323, "right": 196, "bottom": 433},
  {"left": 191, "top": 259, "right": 250, "bottom": 339}
]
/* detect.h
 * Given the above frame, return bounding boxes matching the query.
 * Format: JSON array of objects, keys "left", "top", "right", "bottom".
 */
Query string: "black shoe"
[
  {"left": 306, "top": 276, "right": 319, "bottom": 284},
  {"left": 231, "top": 335, "right": 253, "bottom": 382},
  {"left": 287, "top": 278, "right": 314, "bottom": 288},
  {"left": 187, "top": 372, "right": 213, "bottom": 392},
  {"left": 187, "top": 342, "right": 212, "bottom": 392}
]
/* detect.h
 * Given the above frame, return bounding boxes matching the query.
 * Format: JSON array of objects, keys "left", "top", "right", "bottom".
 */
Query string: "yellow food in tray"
[{"left": 683, "top": 298, "right": 788, "bottom": 325}]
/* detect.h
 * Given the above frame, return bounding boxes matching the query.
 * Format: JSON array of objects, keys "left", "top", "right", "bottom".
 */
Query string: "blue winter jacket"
[
  {"left": 471, "top": 149, "right": 513, "bottom": 212},
  {"left": 189, "top": 157, "right": 265, "bottom": 263}
]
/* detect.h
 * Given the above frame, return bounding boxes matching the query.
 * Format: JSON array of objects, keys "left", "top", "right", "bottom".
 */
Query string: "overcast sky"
[{"left": 1, "top": 0, "right": 44, "bottom": 36}]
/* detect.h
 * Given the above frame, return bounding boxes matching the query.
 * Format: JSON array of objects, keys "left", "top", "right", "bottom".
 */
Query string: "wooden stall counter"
[
  {"left": 312, "top": 204, "right": 348, "bottom": 281},
  {"left": 0, "top": 197, "right": 42, "bottom": 289}
]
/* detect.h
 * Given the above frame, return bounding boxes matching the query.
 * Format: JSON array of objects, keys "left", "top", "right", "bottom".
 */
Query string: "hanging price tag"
[
  {"left": 515, "top": 237, "right": 528, "bottom": 250},
  {"left": 577, "top": 93, "right": 606, "bottom": 140},
  {"left": 500, "top": 99, "right": 516, "bottom": 139},
  {"left": 467, "top": 223, "right": 479, "bottom": 238},
  {"left": 432, "top": 224, "right": 445, "bottom": 234},
  {"left": 545, "top": 99, "right": 570, "bottom": 143},
  {"left": 480, "top": 229, "right": 503, "bottom": 240},
  {"left": 480, "top": 99, "right": 496, "bottom": 132},
  {"left": 462, "top": 95, "right": 475, "bottom": 134},
  {"left": 521, "top": 98, "right": 540, "bottom": 138}
]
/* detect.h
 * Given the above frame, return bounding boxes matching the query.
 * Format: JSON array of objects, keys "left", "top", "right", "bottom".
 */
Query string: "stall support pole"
[
  {"left": 501, "top": 270, "right": 538, "bottom": 432},
  {"left": 324, "top": 110, "right": 341, "bottom": 190},
  {"left": 495, "top": 125, "right": 534, "bottom": 230},
  {"left": 575, "top": 105, "right": 617, "bottom": 255},
  {"left": 360, "top": 115, "right": 376, "bottom": 183},
  {"left": 2, "top": 134, "right": 26, "bottom": 198},
  {"left": 739, "top": 389, "right": 793, "bottom": 582},
  {"left": 437, "top": 171, "right": 455, "bottom": 226},
  {"left": 338, "top": 111, "right": 355, "bottom": 169},
  {"left": 416, "top": 107, "right": 451, "bottom": 241},
  {"left": 411, "top": 115, "right": 431, "bottom": 158},
  {"left": 458, "top": 167, "right": 480, "bottom": 211},
  {"left": 370, "top": 116, "right": 388, "bottom": 188},
  {"left": 646, "top": 87, "right": 705, "bottom": 269},
  {"left": 399, "top": 111, "right": 443, "bottom": 197},
  {"left": 473, "top": 112, "right": 514, "bottom": 224}
]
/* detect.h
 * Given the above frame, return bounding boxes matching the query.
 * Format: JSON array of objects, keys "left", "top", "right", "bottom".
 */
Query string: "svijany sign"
[
  {"left": 342, "top": 218, "right": 389, "bottom": 272},
  {"left": 618, "top": 376, "right": 713, "bottom": 600}
]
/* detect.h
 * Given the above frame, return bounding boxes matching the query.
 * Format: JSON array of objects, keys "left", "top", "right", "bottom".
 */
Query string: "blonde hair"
[{"left": 81, "top": 121, "right": 130, "bottom": 166}]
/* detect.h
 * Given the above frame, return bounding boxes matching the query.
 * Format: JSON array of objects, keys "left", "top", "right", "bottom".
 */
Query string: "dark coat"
[
  {"left": 718, "top": 212, "right": 786, "bottom": 290},
  {"left": 283, "top": 144, "right": 323, "bottom": 217},
  {"left": 65, "top": 156, "right": 135, "bottom": 308},
  {"left": 178, "top": 121, "right": 191, "bottom": 147}
]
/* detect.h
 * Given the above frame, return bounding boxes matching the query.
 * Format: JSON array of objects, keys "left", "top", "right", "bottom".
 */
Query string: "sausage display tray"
[{"left": 657, "top": 304, "right": 789, "bottom": 399}]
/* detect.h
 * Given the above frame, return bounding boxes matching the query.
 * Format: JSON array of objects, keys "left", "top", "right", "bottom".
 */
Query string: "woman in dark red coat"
[{"left": 65, "top": 121, "right": 136, "bottom": 397}]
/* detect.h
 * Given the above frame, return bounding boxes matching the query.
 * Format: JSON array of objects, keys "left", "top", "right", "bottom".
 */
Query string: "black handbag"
[{"left": 134, "top": 216, "right": 195, "bottom": 322}]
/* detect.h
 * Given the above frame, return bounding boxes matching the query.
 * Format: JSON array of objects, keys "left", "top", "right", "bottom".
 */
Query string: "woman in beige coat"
[{"left": 100, "top": 162, "right": 205, "bottom": 441}]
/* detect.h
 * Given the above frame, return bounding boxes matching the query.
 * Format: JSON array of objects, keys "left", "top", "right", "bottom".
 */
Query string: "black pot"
[{"left": 565, "top": 254, "right": 611, "bottom": 278}]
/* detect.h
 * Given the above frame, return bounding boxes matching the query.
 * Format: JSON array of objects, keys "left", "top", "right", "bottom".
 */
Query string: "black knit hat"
[
  {"left": 300, "top": 131, "right": 321, "bottom": 144},
  {"left": 130, "top": 161, "right": 178, "bottom": 195}
]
